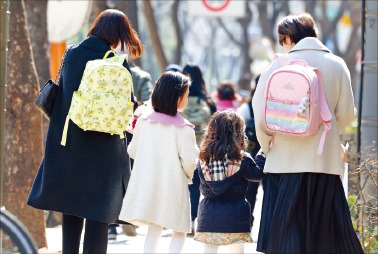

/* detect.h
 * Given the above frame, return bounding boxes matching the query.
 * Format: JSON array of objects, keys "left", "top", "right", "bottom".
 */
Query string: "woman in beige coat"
[{"left": 252, "top": 13, "right": 363, "bottom": 253}]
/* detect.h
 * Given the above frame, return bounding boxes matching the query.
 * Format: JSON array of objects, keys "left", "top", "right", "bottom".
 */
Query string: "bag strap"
[
  {"left": 313, "top": 68, "right": 332, "bottom": 155},
  {"left": 61, "top": 116, "right": 70, "bottom": 146},
  {"left": 55, "top": 45, "right": 74, "bottom": 85},
  {"left": 268, "top": 53, "right": 291, "bottom": 150},
  {"left": 103, "top": 51, "right": 135, "bottom": 98},
  {"left": 247, "top": 99, "right": 254, "bottom": 119},
  {"left": 274, "top": 53, "right": 292, "bottom": 66},
  {"left": 103, "top": 50, "right": 117, "bottom": 61}
]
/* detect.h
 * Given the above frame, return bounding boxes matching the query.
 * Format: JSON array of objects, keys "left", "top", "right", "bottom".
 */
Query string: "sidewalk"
[{"left": 39, "top": 185, "right": 263, "bottom": 254}]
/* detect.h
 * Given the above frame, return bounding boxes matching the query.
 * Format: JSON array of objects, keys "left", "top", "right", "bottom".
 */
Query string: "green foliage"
[
  {"left": 348, "top": 194, "right": 358, "bottom": 229},
  {"left": 344, "top": 118, "right": 358, "bottom": 134}
]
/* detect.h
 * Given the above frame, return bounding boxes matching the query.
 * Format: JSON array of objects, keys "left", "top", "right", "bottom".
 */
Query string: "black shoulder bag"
[{"left": 34, "top": 46, "right": 72, "bottom": 120}]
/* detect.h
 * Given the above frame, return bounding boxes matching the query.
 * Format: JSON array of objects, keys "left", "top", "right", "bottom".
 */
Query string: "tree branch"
[
  {"left": 257, "top": 0, "right": 274, "bottom": 42},
  {"left": 323, "top": 1, "right": 349, "bottom": 39},
  {"left": 344, "top": 2, "right": 361, "bottom": 65},
  {"left": 172, "top": 0, "right": 183, "bottom": 65},
  {"left": 330, "top": 31, "right": 341, "bottom": 56},
  {"left": 142, "top": 0, "right": 167, "bottom": 72},
  {"left": 216, "top": 18, "right": 243, "bottom": 47}
]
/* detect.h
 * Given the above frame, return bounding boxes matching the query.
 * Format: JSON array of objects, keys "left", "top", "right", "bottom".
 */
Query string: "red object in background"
[{"left": 201, "top": 0, "right": 230, "bottom": 12}]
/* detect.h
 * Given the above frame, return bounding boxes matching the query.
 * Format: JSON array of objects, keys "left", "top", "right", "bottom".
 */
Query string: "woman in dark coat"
[{"left": 27, "top": 9, "right": 143, "bottom": 253}]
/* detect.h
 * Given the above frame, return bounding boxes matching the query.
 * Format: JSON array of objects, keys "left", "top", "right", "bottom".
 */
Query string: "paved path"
[{"left": 39, "top": 185, "right": 263, "bottom": 254}]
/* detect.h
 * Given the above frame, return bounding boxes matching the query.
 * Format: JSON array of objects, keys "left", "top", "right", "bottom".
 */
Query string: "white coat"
[{"left": 119, "top": 112, "right": 199, "bottom": 232}]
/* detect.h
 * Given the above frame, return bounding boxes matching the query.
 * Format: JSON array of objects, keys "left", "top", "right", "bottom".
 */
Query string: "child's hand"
[
  {"left": 256, "top": 149, "right": 266, "bottom": 158},
  {"left": 255, "top": 149, "right": 266, "bottom": 170},
  {"left": 126, "top": 115, "right": 140, "bottom": 135},
  {"left": 131, "top": 116, "right": 138, "bottom": 129}
]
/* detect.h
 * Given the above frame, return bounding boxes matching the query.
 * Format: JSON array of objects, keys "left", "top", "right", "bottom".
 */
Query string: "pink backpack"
[{"left": 264, "top": 54, "right": 332, "bottom": 154}]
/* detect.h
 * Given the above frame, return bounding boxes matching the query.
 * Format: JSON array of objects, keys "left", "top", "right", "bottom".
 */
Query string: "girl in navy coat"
[{"left": 194, "top": 110, "right": 265, "bottom": 253}]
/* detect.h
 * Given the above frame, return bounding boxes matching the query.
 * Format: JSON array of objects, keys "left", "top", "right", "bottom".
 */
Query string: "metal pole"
[
  {"left": 357, "top": 0, "right": 366, "bottom": 157},
  {"left": 1, "top": 0, "right": 10, "bottom": 207},
  {"left": 1, "top": 0, "right": 10, "bottom": 249}
]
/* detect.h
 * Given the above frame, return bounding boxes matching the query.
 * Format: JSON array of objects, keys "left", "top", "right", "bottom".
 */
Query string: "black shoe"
[{"left": 108, "top": 226, "right": 117, "bottom": 240}]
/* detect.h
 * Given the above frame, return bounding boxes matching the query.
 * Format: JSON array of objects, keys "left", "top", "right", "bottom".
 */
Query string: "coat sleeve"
[
  {"left": 251, "top": 59, "right": 281, "bottom": 153},
  {"left": 334, "top": 60, "right": 356, "bottom": 133},
  {"left": 177, "top": 127, "right": 199, "bottom": 183},
  {"left": 122, "top": 60, "right": 139, "bottom": 110},
  {"left": 131, "top": 90, "right": 138, "bottom": 111},
  {"left": 137, "top": 74, "right": 153, "bottom": 103},
  {"left": 127, "top": 119, "right": 141, "bottom": 159},
  {"left": 242, "top": 153, "right": 264, "bottom": 182}
]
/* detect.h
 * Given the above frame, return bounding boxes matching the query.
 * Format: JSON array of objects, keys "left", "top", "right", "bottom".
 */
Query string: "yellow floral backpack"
[{"left": 61, "top": 50, "right": 134, "bottom": 146}]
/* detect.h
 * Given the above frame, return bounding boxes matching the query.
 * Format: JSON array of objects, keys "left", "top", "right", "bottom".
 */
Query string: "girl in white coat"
[{"left": 119, "top": 71, "right": 199, "bottom": 253}]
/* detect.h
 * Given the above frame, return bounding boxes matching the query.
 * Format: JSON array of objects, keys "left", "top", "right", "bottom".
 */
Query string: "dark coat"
[
  {"left": 196, "top": 153, "right": 264, "bottom": 233},
  {"left": 27, "top": 36, "right": 136, "bottom": 224}
]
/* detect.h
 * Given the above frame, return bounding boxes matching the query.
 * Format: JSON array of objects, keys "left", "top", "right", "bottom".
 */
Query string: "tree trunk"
[
  {"left": 89, "top": 0, "right": 108, "bottom": 25},
  {"left": 142, "top": 0, "right": 167, "bottom": 72},
  {"left": 24, "top": 0, "right": 51, "bottom": 172},
  {"left": 4, "top": 0, "right": 46, "bottom": 248},
  {"left": 114, "top": 0, "right": 142, "bottom": 67},
  {"left": 125, "top": 0, "right": 141, "bottom": 67},
  {"left": 24, "top": 0, "right": 49, "bottom": 91},
  {"left": 237, "top": 1, "right": 253, "bottom": 90},
  {"left": 257, "top": 0, "right": 274, "bottom": 42},
  {"left": 258, "top": 0, "right": 289, "bottom": 44},
  {"left": 172, "top": 0, "right": 183, "bottom": 65},
  {"left": 342, "top": 1, "right": 361, "bottom": 92},
  {"left": 305, "top": 0, "right": 316, "bottom": 15}
]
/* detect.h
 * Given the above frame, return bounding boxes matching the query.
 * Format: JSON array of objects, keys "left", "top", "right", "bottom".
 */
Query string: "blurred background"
[{"left": 0, "top": 0, "right": 377, "bottom": 252}]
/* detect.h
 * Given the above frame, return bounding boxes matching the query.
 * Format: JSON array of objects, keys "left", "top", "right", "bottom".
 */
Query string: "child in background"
[
  {"left": 237, "top": 74, "right": 264, "bottom": 231},
  {"left": 181, "top": 63, "right": 214, "bottom": 236},
  {"left": 194, "top": 110, "right": 265, "bottom": 253},
  {"left": 118, "top": 71, "right": 199, "bottom": 253},
  {"left": 214, "top": 81, "right": 242, "bottom": 112}
]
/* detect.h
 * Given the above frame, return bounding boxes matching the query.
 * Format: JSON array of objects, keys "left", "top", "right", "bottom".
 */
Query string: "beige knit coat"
[
  {"left": 119, "top": 117, "right": 199, "bottom": 233},
  {"left": 252, "top": 37, "right": 355, "bottom": 175}
]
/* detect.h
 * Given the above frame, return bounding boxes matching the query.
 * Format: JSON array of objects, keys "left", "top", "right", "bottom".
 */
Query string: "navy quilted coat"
[
  {"left": 196, "top": 153, "right": 264, "bottom": 233},
  {"left": 27, "top": 36, "right": 137, "bottom": 223}
]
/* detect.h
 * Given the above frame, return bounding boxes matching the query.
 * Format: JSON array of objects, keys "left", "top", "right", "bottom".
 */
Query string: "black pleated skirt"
[{"left": 257, "top": 172, "right": 363, "bottom": 254}]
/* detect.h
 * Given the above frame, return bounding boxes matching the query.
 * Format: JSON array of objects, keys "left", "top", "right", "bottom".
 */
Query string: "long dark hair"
[
  {"left": 151, "top": 71, "right": 191, "bottom": 116},
  {"left": 183, "top": 63, "right": 207, "bottom": 99},
  {"left": 199, "top": 110, "right": 247, "bottom": 164},
  {"left": 87, "top": 9, "right": 143, "bottom": 58}
]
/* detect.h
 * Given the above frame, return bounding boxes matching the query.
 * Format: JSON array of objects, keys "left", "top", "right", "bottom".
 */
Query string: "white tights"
[
  {"left": 203, "top": 243, "right": 245, "bottom": 253},
  {"left": 144, "top": 224, "right": 187, "bottom": 253}
]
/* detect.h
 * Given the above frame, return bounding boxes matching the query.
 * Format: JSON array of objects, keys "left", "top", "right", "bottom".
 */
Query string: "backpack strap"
[
  {"left": 60, "top": 114, "right": 125, "bottom": 146},
  {"left": 103, "top": 50, "right": 117, "bottom": 60},
  {"left": 314, "top": 68, "right": 332, "bottom": 155},
  {"left": 247, "top": 99, "right": 254, "bottom": 119},
  {"left": 61, "top": 116, "right": 70, "bottom": 146},
  {"left": 274, "top": 53, "right": 292, "bottom": 66},
  {"left": 268, "top": 53, "right": 292, "bottom": 149}
]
